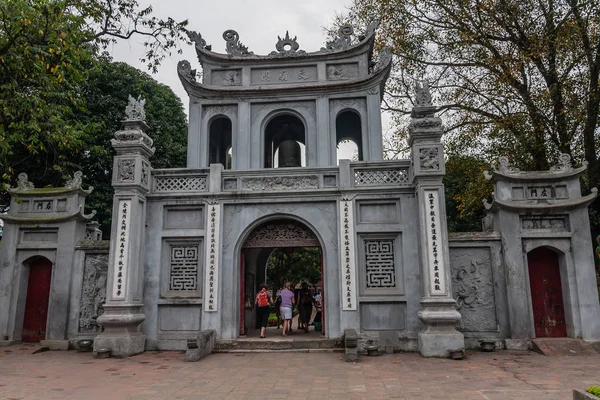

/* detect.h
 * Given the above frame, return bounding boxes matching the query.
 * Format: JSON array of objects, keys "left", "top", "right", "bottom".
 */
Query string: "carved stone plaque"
[
  {"left": 521, "top": 215, "right": 568, "bottom": 230},
  {"left": 78, "top": 254, "right": 108, "bottom": 333},
  {"left": 204, "top": 202, "right": 221, "bottom": 312},
  {"left": 250, "top": 66, "right": 317, "bottom": 85},
  {"left": 424, "top": 189, "right": 446, "bottom": 295},
  {"left": 450, "top": 247, "right": 498, "bottom": 332},
  {"left": 339, "top": 198, "right": 357, "bottom": 311},
  {"left": 243, "top": 219, "right": 320, "bottom": 248},
  {"left": 117, "top": 159, "right": 135, "bottom": 182},
  {"left": 326, "top": 63, "right": 359, "bottom": 80},
  {"left": 240, "top": 175, "right": 319, "bottom": 191},
  {"left": 112, "top": 200, "right": 131, "bottom": 300}
]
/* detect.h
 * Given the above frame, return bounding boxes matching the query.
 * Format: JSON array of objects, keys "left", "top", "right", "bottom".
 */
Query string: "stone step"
[
  {"left": 215, "top": 338, "right": 341, "bottom": 352},
  {"left": 532, "top": 338, "right": 598, "bottom": 356}
]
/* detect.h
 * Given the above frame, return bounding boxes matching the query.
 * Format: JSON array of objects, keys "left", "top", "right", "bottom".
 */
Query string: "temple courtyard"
[{"left": 0, "top": 344, "right": 598, "bottom": 400}]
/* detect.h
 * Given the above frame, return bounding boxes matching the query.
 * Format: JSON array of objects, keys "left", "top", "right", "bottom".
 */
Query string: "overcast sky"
[{"left": 109, "top": 0, "right": 351, "bottom": 108}]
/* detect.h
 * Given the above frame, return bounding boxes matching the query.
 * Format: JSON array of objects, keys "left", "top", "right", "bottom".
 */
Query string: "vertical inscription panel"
[
  {"left": 112, "top": 200, "right": 131, "bottom": 300},
  {"left": 204, "top": 203, "right": 221, "bottom": 312},
  {"left": 339, "top": 198, "right": 357, "bottom": 311},
  {"left": 424, "top": 190, "right": 446, "bottom": 295}
]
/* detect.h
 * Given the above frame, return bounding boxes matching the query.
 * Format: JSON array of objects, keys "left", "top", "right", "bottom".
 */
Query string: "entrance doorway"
[
  {"left": 527, "top": 247, "right": 567, "bottom": 338},
  {"left": 240, "top": 218, "right": 324, "bottom": 338},
  {"left": 22, "top": 258, "right": 53, "bottom": 342}
]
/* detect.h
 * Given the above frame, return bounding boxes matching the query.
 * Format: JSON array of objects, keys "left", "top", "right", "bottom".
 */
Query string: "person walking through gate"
[
  {"left": 255, "top": 283, "right": 273, "bottom": 338},
  {"left": 279, "top": 282, "right": 295, "bottom": 336},
  {"left": 298, "top": 283, "right": 313, "bottom": 332}
]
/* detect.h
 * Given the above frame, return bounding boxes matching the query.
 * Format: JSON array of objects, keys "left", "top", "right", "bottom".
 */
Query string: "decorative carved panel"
[
  {"left": 364, "top": 240, "right": 396, "bottom": 288},
  {"left": 419, "top": 147, "right": 440, "bottom": 170},
  {"left": 354, "top": 168, "right": 409, "bottom": 186},
  {"left": 521, "top": 215, "right": 568, "bottom": 230},
  {"left": 326, "top": 63, "right": 359, "bottom": 80},
  {"left": 211, "top": 69, "right": 242, "bottom": 86},
  {"left": 78, "top": 254, "right": 108, "bottom": 333},
  {"left": 154, "top": 176, "right": 207, "bottom": 192},
  {"left": 243, "top": 219, "right": 320, "bottom": 248},
  {"left": 450, "top": 248, "right": 498, "bottom": 332},
  {"left": 117, "top": 159, "right": 135, "bottom": 182},
  {"left": 240, "top": 175, "right": 319, "bottom": 191},
  {"left": 169, "top": 245, "right": 199, "bottom": 291}
]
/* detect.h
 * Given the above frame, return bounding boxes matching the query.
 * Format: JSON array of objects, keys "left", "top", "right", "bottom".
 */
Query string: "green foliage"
[
  {"left": 74, "top": 58, "right": 188, "bottom": 237},
  {"left": 0, "top": 0, "right": 188, "bottom": 207},
  {"left": 587, "top": 386, "right": 600, "bottom": 397},
  {"left": 444, "top": 155, "right": 493, "bottom": 232},
  {"left": 267, "top": 248, "right": 322, "bottom": 291}
]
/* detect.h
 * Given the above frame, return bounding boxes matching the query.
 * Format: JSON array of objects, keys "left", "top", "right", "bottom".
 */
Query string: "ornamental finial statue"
[
  {"left": 414, "top": 81, "right": 433, "bottom": 107},
  {"left": 124, "top": 95, "right": 146, "bottom": 122}
]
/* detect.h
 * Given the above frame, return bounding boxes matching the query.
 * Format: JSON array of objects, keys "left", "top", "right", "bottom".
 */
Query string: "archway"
[
  {"left": 527, "top": 247, "right": 567, "bottom": 337},
  {"left": 264, "top": 114, "right": 306, "bottom": 168},
  {"left": 209, "top": 116, "right": 232, "bottom": 169},
  {"left": 239, "top": 218, "right": 324, "bottom": 338},
  {"left": 336, "top": 110, "right": 363, "bottom": 161},
  {"left": 22, "top": 257, "right": 53, "bottom": 342}
]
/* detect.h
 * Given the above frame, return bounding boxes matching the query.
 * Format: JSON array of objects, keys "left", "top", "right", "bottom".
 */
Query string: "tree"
[
  {"left": 444, "top": 155, "right": 493, "bottom": 232},
  {"left": 0, "top": 0, "right": 188, "bottom": 199},
  {"left": 335, "top": 0, "right": 600, "bottom": 183},
  {"left": 75, "top": 58, "right": 188, "bottom": 237},
  {"left": 266, "top": 248, "right": 322, "bottom": 291}
]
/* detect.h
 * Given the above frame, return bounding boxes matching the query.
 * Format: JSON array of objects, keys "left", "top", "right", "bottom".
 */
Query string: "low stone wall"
[{"left": 185, "top": 330, "right": 216, "bottom": 362}]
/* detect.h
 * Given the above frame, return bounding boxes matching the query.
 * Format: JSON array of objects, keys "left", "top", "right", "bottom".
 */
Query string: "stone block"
[
  {"left": 40, "top": 340, "right": 69, "bottom": 350},
  {"left": 505, "top": 339, "right": 531, "bottom": 351},
  {"left": 185, "top": 330, "right": 215, "bottom": 362},
  {"left": 418, "top": 331, "right": 464, "bottom": 358},
  {"left": 573, "top": 389, "right": 600, "bottom": 400},
  {"left": 345, "top": 347, "right": 358, "bottom": 362},
  {"left": 93, "top": 334, "right": 145, "bottom": 358},
  {"left": 379, "top": 331, "right": 399, "bottom": 354}
]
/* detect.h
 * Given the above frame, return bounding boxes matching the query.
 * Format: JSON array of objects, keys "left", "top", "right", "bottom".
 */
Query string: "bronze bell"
[{"left": 278, "top": 140, "right": 301, "bottom": 167}]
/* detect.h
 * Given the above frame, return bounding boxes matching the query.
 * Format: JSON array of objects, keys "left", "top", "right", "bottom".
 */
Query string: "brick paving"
[{"left": 0, "top": 343, "right": 599, "bottom": 400}]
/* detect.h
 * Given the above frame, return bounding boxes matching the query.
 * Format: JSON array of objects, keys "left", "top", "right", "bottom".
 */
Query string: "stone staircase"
[
  {"left": 215, "top": 337, "right": 341, "bottom": 353},
  {"left": 532, "top": 338, "right": 598, "bottom": 356}
]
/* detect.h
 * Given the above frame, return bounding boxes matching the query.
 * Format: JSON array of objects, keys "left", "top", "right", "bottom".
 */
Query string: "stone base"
[
  {"left": 0, "top": 340, "right": 18, "bottom": 347},
  {"left": 418, "top": 331, "right": 464, "bottom": 358},
  {"left": 40, "top": 340, "right": 69, "bottom": 350},
  {"left": 505, "top": 339, "right": 531, "bottom": 351},
  {"left": 573, "top": 389, "right": 600, "bottom": 400},
  {"left": 93, "top": 334, "right": 145, "bottom": 358},
  {"left": 185, "top": 330, "right": 215, "bottom": 362}
]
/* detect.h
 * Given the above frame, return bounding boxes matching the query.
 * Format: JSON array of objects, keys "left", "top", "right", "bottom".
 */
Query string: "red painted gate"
[
  {"left": 22, "top": 258, "right": 53, "bottom": 342},
  {"left": 527, "top": 248, "right": 567, "bottom": 338}
]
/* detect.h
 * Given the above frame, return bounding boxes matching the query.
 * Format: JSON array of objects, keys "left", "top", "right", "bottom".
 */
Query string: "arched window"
[
  {"left": 264, "top": 114, "right": 306, "bottom": 168},
  {"left": 209, "top": 116, "right": 232, "bottom": 169},
  {"left": 336, "top": 111, "right": 363, "bottom": 162}
]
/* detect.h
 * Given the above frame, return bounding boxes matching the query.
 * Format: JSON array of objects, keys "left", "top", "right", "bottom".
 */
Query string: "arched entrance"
[
  {"left": 22, "top": 257, "right": 53, "bottom": 342},
  {"left": 527, "top": 247, "right": 567, "bottom": 337},
  {"left": 239, "top": 218, "right": 324, "bottom": 338}
]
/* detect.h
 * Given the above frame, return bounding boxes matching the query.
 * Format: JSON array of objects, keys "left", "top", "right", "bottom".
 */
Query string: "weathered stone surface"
[{"left": 185, "top": 330, "right": 216, "bottom": 362}]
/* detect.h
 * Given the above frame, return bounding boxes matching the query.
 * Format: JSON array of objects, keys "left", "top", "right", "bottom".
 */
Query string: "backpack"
[{"left": 257, "top": 290, "right": 269, "bottom": 307}]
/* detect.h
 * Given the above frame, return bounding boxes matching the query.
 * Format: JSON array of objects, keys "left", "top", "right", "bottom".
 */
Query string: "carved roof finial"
[
  {"left": 124, "top": 95, "right": 146, "bottom": 122},
  {"left": 550, "top": 153, "right": 573, "bottom": 173},
  {"left": 15, "top": 173, "right": 34, "bottom": 191},
  {"left": 187, "top": 30, "right": 212, "bottom": 51},
  {"left": 414, "top": 80, "right": 433, "bottom": 107},
  {"left": 322, "top": 25, "right": 354, "bottom": 52},
  {"left": 223, "top": 29, "right": 253, "bottom": 57},
  {"left": 495, "top": 156, "right": 520, "bottom": 174},
  {"left": 271, "top": 31, "right": 305, "bottom": 56}
]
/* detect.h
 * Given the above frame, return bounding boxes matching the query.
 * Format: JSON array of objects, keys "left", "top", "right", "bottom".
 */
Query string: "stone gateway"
[{"left": 1, "top": 23, "right": 599, "bottom": 357}]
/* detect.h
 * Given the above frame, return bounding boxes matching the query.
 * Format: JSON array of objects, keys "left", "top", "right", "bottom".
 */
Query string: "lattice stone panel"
[
  {"left": 354, "top": 168, "right": 409, "bottom": 186},
  {"left": 364, "top": 240, "right": 396, "bottom": 288},
  {"left": 169, "top": 246, "right": 199, "bottom": 290},
  {"left": 154, "top": 176, "right": 207, "bottom": 192}
]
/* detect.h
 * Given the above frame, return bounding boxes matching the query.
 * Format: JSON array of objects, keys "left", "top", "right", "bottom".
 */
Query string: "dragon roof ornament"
[
  {"left": 223, "top": 29, "right": 254, "bottom": 57},
  {"left": 124, "top": 95, "right": 146, "bottom": 122},
  {"left": 322, "top": 25, "right": 354, "bottom": 52},
  {"left": 187, "top": 30, "right": 212, "bottom": 51}
]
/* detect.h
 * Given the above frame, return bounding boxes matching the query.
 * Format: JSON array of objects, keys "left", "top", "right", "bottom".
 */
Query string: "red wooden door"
[
  {"left": 22, "top": 259, "right": 53, "bottom": 342},
  {"left": 527, "top": 248, "right": 567, "bottom": 337},
  {"left": 239, "top": 251, "right": 246, "bottom": 336}
]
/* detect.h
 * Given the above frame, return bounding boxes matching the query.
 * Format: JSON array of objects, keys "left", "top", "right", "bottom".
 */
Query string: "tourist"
[
  {"left": 299, "top": 282, "right": 313, "bottom": 332},
  {"left": 279, "top": 282, "right": 295, "bottom": 336},
  {"left": 255, "top": 283, "right": 272, "bottom": 338},
  {"left": 274, "top": 289, "right": 282, "bottom": 329}
]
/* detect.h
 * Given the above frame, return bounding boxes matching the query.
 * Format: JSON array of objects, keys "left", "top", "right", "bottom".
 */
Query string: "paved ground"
[{"left": 0, "top": 344, "right": 599, "bottom": 400}]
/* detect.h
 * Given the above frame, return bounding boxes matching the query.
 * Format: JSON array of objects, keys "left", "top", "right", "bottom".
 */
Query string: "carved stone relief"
[
  {"left": 250, "top": 101, "right": 316, "bottom": 126},
  {"left": 521, "top": 215, "right": 568, "bottom": 230},
  {"left": 78, "top": 253, "right": 108, "bottom": 333},
  {"left": 240, "top": 175, "right": 319, "bottom": 191},
  {"left": 211, "top": 70, "right": 242, "bottom": 86},
  {"left": 270, "top": 31, "right": 306, "bottom": 56},
  {"left": 321, "top": 25, "right": 354, "bottom": 52},
  {"left": 330, "top": 98, "right": 366, "bottom": 115},
  {"left": 326, "top": 63, "right": 359, "bottom": 80},
  {"left": 419, "top": 147, "right": 440, "bottom": 170},
  {"left": 243, "top": 219, "right": 320, "bottom": 248},
  {"left": 202, "top": 105, "right": 237, "bottom": 118},
  {"left": 141, "top": 162, "right": 149, "bottom": 186},
  {"left": 323, "top": 175, "right": 337, "bottom": 187},
  {"left": 124, "top": 95, "right": 146, "bottom": 121},
  {"left": 223, "top": 178, "right": 238, "bottom": 190},
  {"left": 250, "top": 67, "right": 317, "bottom": 85},
  {"left": 450, "top": 248, "right": 498, "bottom": 332},
  {"left": 223, "top": 29, "right": 253, "bottom": 56},
  {"left": 117, "top": 159, "right": 135, "bottom": 182}
]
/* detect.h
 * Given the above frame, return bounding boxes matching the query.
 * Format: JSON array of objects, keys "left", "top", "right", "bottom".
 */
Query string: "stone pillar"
[
  {"left": 408, "top": 83, "right": 464, "bottom": 357},
  {"left": 94, "top": 96, "right": 154, "bottom": 357}
]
